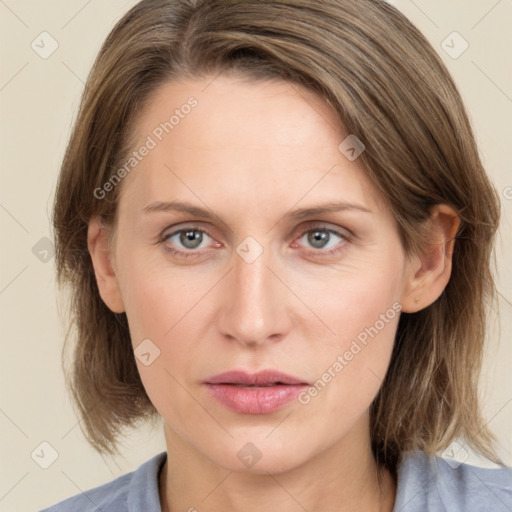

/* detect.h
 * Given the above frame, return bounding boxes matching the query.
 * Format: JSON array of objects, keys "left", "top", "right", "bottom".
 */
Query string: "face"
[{"left": 107, "top": 74, "right": 413, "bottom": 474}]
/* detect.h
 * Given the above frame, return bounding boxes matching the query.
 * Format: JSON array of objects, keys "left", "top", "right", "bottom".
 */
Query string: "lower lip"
[{"left": 204, "top": 383, "right": 308, "bottom": 414}]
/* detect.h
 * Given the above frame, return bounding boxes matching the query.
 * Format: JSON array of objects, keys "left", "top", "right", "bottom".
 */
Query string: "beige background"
[{"left": 0, "top": 0, "right": 511, "bottom": 510}]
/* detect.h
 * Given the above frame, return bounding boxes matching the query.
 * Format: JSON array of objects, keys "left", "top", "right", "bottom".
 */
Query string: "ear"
[
  {"left": 87, "top": 216, "right": 125, "bottom": 313},
  {"left": 400, "top": 204, "right": 461, "bottom": 313}
]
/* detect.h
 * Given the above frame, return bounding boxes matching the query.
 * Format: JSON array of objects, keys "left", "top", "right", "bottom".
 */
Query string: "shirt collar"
[{"left": 128, "top": 451, "right": 167, "bottom": 512}]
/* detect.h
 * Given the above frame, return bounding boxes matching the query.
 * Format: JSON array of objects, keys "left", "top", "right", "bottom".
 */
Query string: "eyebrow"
[{"left": 142, "top": 200, "right": 373, "bottom": 226}]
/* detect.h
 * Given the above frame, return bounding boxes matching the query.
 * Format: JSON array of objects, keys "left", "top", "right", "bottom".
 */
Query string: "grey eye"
[
  {"left": 300, "top": 229, "right": 342, "bottom": 250},
  {"left": 164, "top": 228, "right": 212, "bottom": 251}
]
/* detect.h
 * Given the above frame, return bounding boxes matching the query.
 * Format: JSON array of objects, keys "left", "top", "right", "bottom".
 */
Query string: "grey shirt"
[{"left": 38, "top": 450, "right": 512, "bottom": 511}]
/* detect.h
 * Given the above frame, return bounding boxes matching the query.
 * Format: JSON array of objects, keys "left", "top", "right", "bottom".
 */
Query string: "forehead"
[
  {"left": 118, "top": 75, "right": 384, "bottom": 216},
  {"left": 134, "top": 74, "right": 344, "bottom": 148}
]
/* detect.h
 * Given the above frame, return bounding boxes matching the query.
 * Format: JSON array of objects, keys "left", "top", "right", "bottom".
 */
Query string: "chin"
[{"left": 204, "top": 434, "right": 317, "bottom": 475}]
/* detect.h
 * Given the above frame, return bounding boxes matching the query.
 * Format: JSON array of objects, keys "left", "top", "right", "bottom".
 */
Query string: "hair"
[{"left": 52, "top": 0, "right": 504, "bottom": 474}]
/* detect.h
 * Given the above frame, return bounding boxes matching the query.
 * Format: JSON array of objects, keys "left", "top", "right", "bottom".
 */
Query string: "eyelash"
[{"left": 158, "top": 223, "right": 350, "bottom": 260}]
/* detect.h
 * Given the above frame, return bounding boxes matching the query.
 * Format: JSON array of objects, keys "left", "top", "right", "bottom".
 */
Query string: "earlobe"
[
  {"left": 401, "top": 204, "right": 460, "bottom": 313},
  {"left": 87, "top": 216, "right": 125, "bottom": 313}
]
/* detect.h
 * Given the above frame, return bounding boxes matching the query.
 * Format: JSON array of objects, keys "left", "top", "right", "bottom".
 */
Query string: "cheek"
[
  {"left": 117, "top": 255, "right": 207, "bottom": 422},
  {"left": 118, "top": 247, "right": 205, "bottom": 345},
  {"left": 298, "top": 296, "right": 400, "bottom": 442},
  {"left": 294, "top": 249, "right": 404, "bottom": 410},
  {"left": 117, "top": 248, "right": 218, "bottom": 382},
  {"left": 296, "top": 247, "right": 404, "bottom": 351}
]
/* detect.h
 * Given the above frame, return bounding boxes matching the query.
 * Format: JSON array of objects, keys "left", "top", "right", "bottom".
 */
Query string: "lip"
[
  {"left": 204, "top": 370, "right": 309, "bottom": 386},
  {"left": 204, "top": 370, "right": 310, "bottom": 414}
]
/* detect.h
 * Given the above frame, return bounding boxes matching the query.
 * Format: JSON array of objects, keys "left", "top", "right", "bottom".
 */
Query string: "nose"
[{"left": 216, "top": 246, "right": 292, "bottom": 348}]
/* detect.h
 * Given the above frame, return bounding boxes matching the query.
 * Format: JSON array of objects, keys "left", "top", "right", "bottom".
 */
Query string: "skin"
[{"left": 88, "top": 74, "right": 460, "bottom": 512}]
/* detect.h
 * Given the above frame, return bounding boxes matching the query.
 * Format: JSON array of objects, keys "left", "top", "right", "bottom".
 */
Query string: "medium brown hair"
[{"left": 52, "top": 0, "right": 504, "bottom": 472}]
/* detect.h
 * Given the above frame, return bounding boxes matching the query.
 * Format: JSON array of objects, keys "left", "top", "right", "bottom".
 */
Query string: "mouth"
[
  {"left": 203, "top": 370, "right": 310, "bottom": 414},
  {"left": 204, "top": 369, "right": 310, "bottom": 387}
]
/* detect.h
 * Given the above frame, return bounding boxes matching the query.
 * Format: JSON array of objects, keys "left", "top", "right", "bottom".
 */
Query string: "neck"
[{"left": 159, "top": 415, "right": 397, "bottom": 512}]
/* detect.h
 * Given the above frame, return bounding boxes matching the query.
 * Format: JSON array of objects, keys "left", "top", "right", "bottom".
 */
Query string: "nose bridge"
[
  {"left": 218, "top": 241, "right": 288, "bottom": 345},
  {"left": 234, "top": 252, "right": 269, "bottom": 312}
]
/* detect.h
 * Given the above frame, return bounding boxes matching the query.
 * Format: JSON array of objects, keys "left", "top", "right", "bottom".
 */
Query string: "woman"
[{"left": 41, "top": 0, "right": 512, "bottom": 510}]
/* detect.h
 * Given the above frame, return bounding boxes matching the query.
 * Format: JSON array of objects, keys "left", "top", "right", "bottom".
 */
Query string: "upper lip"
[{"left": 204, "top": 370, "right": 310, "bottom": 386}]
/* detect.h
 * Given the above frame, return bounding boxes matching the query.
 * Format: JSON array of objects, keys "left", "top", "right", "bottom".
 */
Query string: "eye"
[
  {"left": 162, "top": 228, "right": 214, "bottom": 253},
  {"left": 292, "top": 224, "right": 349, "bottom": 257},
  {"left": 158, "top": 223, "right": 350, "bottom": 260}
]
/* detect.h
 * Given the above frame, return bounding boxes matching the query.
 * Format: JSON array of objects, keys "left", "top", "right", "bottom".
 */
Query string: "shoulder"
[
  {"left": 37, "top": 452, "right": 167, "bottom": 512},
  {"left": 394, "top": 449, "right": 512, "bottom": 512}
]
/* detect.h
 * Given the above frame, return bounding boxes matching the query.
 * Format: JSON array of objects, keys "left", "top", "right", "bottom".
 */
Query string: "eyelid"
[
  {"left": 160, "top": 221, "right": 217, "bottom": 240},
  {"left": 292, "top": 220, "right": 353, "bottom": 239}
]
